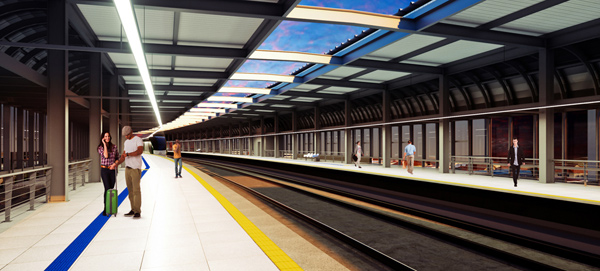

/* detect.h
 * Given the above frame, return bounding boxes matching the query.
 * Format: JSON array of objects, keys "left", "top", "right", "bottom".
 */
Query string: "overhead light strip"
[{"left": 114, "top": 0, "right": 163, "bottom": 129}]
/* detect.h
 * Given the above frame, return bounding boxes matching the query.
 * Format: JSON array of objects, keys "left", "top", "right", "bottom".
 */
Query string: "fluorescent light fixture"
[
  {"left": 197, "top": 103, "right": 240, "bottom": 109},
  {"left": 114, "top": 0, "right": 162, "bottom": 130},
  {"left": 231, "top": 73, "right": 295, "bottom": 83},
  {"left": 207, "top": 96, "right": 254, "bottom": 103},
  {"left": 190, "top": 108, "right": 227, "bottom": 113},
  {"left": 250, "top": 50, "right": 333, "bottom": 64},
  {"left": 219, "top": 87, "right": 272, "bottom": 95}
]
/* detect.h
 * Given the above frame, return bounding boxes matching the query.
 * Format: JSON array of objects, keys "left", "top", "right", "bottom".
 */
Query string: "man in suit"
[{"left": 507, "top": 137, "right": 525, "bottom": 187}]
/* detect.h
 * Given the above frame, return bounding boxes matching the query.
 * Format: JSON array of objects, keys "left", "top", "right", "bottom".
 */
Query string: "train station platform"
[
  {"left": 189, "top": 152, "right": 600, "bottom": 206},
  {"left": 0, "top": 154, "right": 346, "bottom": 271}
]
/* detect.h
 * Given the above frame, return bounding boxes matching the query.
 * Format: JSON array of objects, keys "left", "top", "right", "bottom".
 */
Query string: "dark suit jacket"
[{"left": 507, "top": 145, "right": 525, "bottom": 166}]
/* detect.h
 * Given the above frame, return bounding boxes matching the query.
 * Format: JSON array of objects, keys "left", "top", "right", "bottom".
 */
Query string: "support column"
[
  {"left": 109, "top": 74, "right": 119, "bottom": 149},
  {"left": 47, "top": 0, "right": 69, "bottom": 201},
  {"left": 292, "top": 112, "right": 298, "bottom": 159},
  {"left": 2, "top": 105, "right": 11, "bottom": 171},
  {"left": 345, "top": 98, "right": 353, "bottom": 164},
  {"left": 274, "top": 114, "right": 279, "bottom": 158},
  {"left": 28, "top": 111, "right": 35, "bottom": 167},
  {"left": 382, "top": 89, "right": 392, "bottom": 168},
  {"left": 260, "top": 117, "right": 265, "bottom": 157},
  {"left": 39, "top": 113, "right": 45, "bottom": 166},
  {"left": 88, "top": 52, "right": 102, "bottom": 183},
  {"left": 539, "top": 48, "right": 555, "bottom": 183},
  {"left": 16, "top": 109, "right": 23, "bottom": 169},
  {"left": 314, "top": 107, "right": 321, "bottom": 155},
  {"left": 439, "top": 74, "right": 450, "bottom": 173},
  {"left": 120, "top": 82, "right": 129, "bottom": 149}
]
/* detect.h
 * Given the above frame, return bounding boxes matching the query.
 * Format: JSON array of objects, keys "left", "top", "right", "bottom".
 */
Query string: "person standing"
[
  {"left": 507, "top": 137, "right": 525, "bottom": 187},
  {"left": 354, "top": 141, "right": 363, "bottom": 168},
  {"left": 110, "top": 126, "right": 144, "bottom": 218},
  {"left": 173, "top": 139, "right": 182, "bottom": 178},
  {"left": 403, "top": 140, "right": 416, "bottom": 175},
  {"left": 98, "top": 132, "right": 118, "bottom": 216}
]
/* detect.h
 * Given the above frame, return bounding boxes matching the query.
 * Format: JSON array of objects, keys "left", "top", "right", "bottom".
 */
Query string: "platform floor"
[
  {"left": 193, "top": 152, "right": 600, "bottom": 205},
  {"left": 0, "top": 154, "right": 348, "bottom": 271}
]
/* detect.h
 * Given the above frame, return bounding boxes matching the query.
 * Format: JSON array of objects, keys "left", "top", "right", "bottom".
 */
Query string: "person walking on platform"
[
  {"left": 173, "top": 139, "right": 182, "bottom": 178},
  {"left": 507, "top": 137, "right": 525, "bottom": 187},
  {"left": 110, "top": 126, "right": 144, "bottom": 218},
  {"left": 98, "top": 132, "right": 118, "bottom": 216},
  {"left": 403, "top": 140, "right": 416, "bottom": 175},
  {"left": 354, "top": 141, "right": 363, "bottom": 168}
]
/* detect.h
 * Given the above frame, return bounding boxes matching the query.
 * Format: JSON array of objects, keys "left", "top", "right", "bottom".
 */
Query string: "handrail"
[
  {"left": 1, "top": 166, "right": 52, "bottom": 222},
  {"left": 0, "top": 166, "right": 52, "bottom": 178},
  {"left": 68, "top": 159, "right": 92, "bottom": 165}
]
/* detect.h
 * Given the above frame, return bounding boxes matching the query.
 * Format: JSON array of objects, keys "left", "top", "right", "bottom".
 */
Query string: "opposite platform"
[{"left": 187, "top": 152, "right": 600, "bottom": 205}]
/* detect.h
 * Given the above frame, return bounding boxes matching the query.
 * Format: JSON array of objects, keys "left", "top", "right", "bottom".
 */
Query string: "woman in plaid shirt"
[{"left": 98, "top": 132, "right": 118, "bottom": 216}]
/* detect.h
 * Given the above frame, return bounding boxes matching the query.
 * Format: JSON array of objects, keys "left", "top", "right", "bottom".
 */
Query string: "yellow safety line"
[{"left": 155, "top": 155, "right": 302, "bottom": 270}]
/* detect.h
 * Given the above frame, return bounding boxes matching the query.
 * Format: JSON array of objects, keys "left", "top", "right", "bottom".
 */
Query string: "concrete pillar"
[
  {"left": 382, "top": 89, "right": 391, "bottom": 168},
  {"left": 109, "top": 74, "right": 119, "bottom": 150},
  {"left": 538, "top": 48, "right": 555, "bottom": 183},
  {"left": 274, "top": 114, "right": 279, "bottom": 158},
  {"left": 2, "top": 105, "right": 11, "bottom": 171},
  {"left": 291, "top": 112, "right": 298, "bottom": 159},
  {"left": 260, "top": 117, "right": 265, "bottom": 157},
  {"left": 439, "top": 74, "right": 450, "bottom": 173},
  {"left": 28, "top": 111, "right": 35, "bottom": 167},
  {"left": 47, "top": 0, "right": 69, "bottom": 201},
  {"left": 314, "top": 107, "right": 321, "bottom": 155},
  {"left": 39, "top": 113, "right": 45, "bottom": 166},
  {"left": 120, "top": 83, "right": 129, "bottom": 149},
  {"left": 16, "top": 109, "right": 23, "bottom": 169},
  {"left": 345, "top": 98, "right": 353, "bottom": 164},
  {"left": 88, "top": 52, "right": 102, "bottom": 183}
]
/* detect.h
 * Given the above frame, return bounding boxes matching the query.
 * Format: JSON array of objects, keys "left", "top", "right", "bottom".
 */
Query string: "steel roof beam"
[{"left": 126, "top": 84, "right": 218, "bottom": 93}]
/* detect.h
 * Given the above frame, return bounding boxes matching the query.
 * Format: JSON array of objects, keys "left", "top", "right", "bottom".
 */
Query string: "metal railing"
[
  {"left": 554, "top": 159, "right": 600, "bottom": 185},
  {"left": 68, "top": 159, "right": 91, "bottom": 190},
  {"left": 450, "top": 156, "right": 539, "bottom": 178},
  {"left": 1, "top": 166, "right": 52, "bottom": 222}
]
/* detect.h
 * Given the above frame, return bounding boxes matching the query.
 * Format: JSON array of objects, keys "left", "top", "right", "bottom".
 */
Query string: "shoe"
[
  {"left": 124, "top": 210, "right": 135, "bottom": 216},
  {"left": 133, "top": 213, "right": 141, "bottom": 218},
  {"left": 102, "top": 211, "right": 107, "bottom": 216},
  {"left": 514, "top": 184, "right": 517, "bottom": 187},
  {"left": 359, "top": 166, "right": 362, "bottom": 168}
]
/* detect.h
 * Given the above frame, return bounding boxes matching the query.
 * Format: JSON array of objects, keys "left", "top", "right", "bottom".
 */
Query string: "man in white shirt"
[{"left": 110, "top": 126, "right": 144, "bottom": 218}]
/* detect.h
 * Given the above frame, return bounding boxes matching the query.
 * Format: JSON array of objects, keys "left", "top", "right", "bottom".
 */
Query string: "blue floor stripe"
[{"left": 45, "top": 157, "right": 149, "bottom": 271}]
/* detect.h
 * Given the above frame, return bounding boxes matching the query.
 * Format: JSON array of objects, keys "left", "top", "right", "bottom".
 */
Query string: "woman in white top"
[{"left": 355, "top": 141, "right": 363, "bottom": 168}]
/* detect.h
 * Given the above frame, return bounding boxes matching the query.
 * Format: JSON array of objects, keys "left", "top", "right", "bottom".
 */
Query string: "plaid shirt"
[{"left": 98, "top": 144, "right": 118, "bottom": 166}]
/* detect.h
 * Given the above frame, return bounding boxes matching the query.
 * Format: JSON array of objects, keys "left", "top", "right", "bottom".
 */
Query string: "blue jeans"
[{"left": 174, "top": 158, "right": 182, "bottom": 176}]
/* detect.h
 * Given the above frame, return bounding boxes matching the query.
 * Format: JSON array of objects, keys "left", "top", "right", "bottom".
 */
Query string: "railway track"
[{"left": 185, "top": 157, "right": 599, "bottom": 270}]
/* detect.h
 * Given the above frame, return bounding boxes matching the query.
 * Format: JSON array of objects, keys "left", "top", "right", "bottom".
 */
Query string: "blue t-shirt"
[{"left": 405, "top": 144, "right": 416, "bottom": 155}]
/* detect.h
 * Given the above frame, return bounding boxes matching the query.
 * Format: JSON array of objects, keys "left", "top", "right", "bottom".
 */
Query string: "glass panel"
[
  {"left": 566, "top": 111, "right": 587, "bottom": 160},
  {"left": 472, "top": 119, "right": 488, "bottom": 157},
  {"left": 392, "top": 126, "right": 399, "bottom": 158},
  {"left": 373, "top": 128, "right": 380, "bottom": 158},
  {"left": 333, "top": 131, "right": 338, "bottom": 153},
  {"left": 454, "top": 120, "right": 468, "bottom": 156},
  {"left": 363, "top": 128, "right": 370, "bottom": 156},
  {"left": 413, "top": 124, "right": 423, "bottom": 160},
  {"left": 426, "top": 123, "right": 437, "bottom": 160},
  {"left": 491, "top": 118, "right": 509, "bottom": 158},
  {"left": 513, "top": 116, "right": 534, "bottom": 159}
]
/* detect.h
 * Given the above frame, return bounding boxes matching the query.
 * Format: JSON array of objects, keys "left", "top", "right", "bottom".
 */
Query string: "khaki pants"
[
  {"left": 407, "top": 155, "right": 415, "bottom": 174},
  {"left": 125, "top": 167, "right": 142, "bottom": 213}
]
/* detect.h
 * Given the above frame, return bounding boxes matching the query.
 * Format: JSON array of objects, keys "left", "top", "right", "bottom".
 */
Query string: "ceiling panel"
[
  {"left": 403, "top": 40, "right": 503, "bottom": 66},
  {"left": 443, "top": 0, "right": 544, "bottom": 27},
  {"left": 175, "top": 56, "right": 233, "bottom": 72},
  {"left": 494, "top": 0, "right": 600, "bottom": 36},
  {"left": 319, "top": 66, "right": 365, "bottom": 79},
  {"left": 351, "top": 70, "right": 410, "bottom": 83},
  {"left": 364, "top": 34, "right": 446, "bottom": 61},
  {"left": 178, "top": 12, "right": 264, "bottom": 48}
]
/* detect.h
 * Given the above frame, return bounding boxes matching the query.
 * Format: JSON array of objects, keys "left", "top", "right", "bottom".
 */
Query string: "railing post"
[
  {"left": 29, "top": 172, "right": 37, "bottom": 210},
  {"left": 4, "top": 176, "right": 13, "bottom": 222},
  {"left": 451, "top": 157, "right": 455, "bottom": 173},
  {"left": 584, "top": 162, "right": 588, "bottom": 186},
  {"left": 72, "top": 164, "right": 77, "bottom": 191},
  {"left": 45, "top": 168, "right": 52, "bottom": 203}
]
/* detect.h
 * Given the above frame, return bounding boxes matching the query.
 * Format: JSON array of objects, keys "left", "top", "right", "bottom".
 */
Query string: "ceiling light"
[
  {"left": 114, "top": 0, "right": 162, "bottom": 129},
  {"left": 219, "top": 87, "right": 272, "bottom": 95},
  {"left": 197, "top": 103, "right": 240, "bottom": 108}
]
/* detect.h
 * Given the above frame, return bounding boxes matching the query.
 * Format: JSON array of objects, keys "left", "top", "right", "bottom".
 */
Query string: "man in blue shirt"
[{"left": 403, "top": 140, "right": 416, "bottom": 174}]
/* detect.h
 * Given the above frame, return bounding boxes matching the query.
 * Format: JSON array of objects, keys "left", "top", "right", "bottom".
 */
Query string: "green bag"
[{"left": 105, "top": 189, "right": 118, "bottom": 216}]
